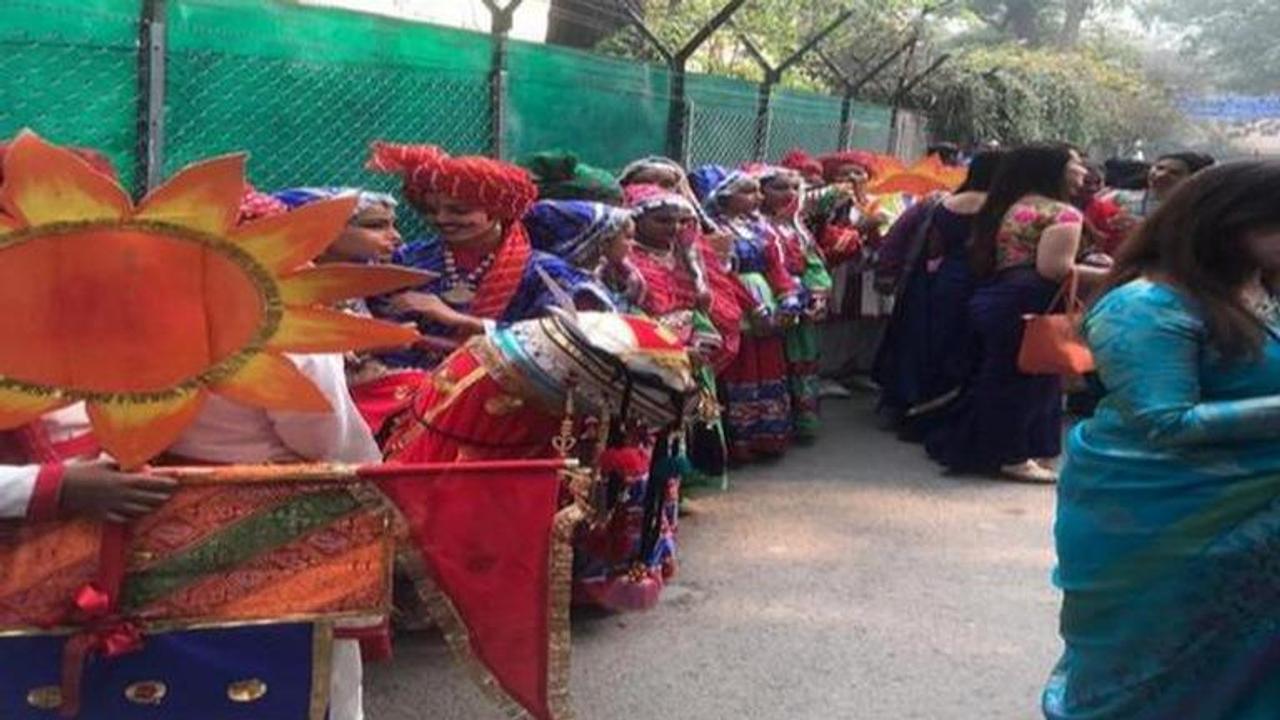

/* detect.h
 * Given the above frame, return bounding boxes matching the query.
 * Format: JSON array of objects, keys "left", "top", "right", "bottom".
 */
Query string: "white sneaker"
[
  {"left": 818, "top": 379, "right": 853, "bottom": 399},
  {"left": 1000, "top": 460, "right": 1057, "bottom": 484}
]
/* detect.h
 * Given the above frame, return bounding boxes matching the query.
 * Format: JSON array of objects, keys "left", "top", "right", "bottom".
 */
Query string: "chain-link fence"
[
  {"left": 0, "top": 0, "right": 141, "bottom": 190},
  {"left": 766, "top": 90, "right": 844, "bottom": 161},
  {"left": 3, "top": 0, "right": 909, "bottom": 203},
  {"left": 686, "top": 73, "right": 762, "bottom": 167}
]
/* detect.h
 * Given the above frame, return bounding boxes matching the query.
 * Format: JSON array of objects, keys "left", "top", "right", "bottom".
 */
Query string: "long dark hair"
[
  {"left": 969, "top": 144, "right": 1074, "bottom": 277},
  {"left": 1101, "top": 160, "right": 1280, "bottom": 358},
  {"left": 955, "top": 149, "right": 1005, "bottom": 193}
]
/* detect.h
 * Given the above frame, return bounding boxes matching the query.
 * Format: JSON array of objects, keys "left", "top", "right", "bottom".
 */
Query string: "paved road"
[{"left": 366, "top": 394, "right": 1062, "bottom": 719}]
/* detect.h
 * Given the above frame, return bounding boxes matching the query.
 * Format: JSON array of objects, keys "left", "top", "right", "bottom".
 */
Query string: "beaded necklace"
[{"left": 440, "top": 245, "right": 498, "bottom": 305}]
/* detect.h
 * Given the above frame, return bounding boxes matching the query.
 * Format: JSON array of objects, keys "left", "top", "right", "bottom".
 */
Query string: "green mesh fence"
[
  {"left": 0, "top": 0, "right": 140, "bottom": 191},
  {"left": 505, "top": 41, "right": 671, "bottom": 173},
  {"left": 766, "top": 89, "right": 844, "bottom": 162},
  {"left": 686, "top": 73, "right": 761, "bottom": 167},
  {"left": 851, "top": 101, "right": 894, "bottom": 152},
  {"left": 4, "top": 0, "right": 900, "bottom": 208}
]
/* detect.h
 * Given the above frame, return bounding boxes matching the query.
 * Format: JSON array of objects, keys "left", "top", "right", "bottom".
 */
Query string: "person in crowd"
[
  {"left": 807, "top": 149, "right": 887, "bottom": 266},
  {"left": 519, "top": 149, "right": 624, "bottom": 205},
  {"left": 926, "top": 142, "right": 962, "bottom": 167},
  {"left": 926, "top": 144, "right": 1103, "bottom": 483},
  {"left": 365, "top": 142, "right": 611, "bottom": 371},
  {"left": 1045, "top": 160, "right": 1280, "bottom": 719},
  {"left": 693, "top": 165, "right": 799, "bottom": 462},
  {"left": 758, "top": 165, "right": 832, "bottom": 440},
  {"left": 1071, "top": 162, "right": 1126, "bottom": 256},
  {"left": 523, "top": 198, "right": 634, "bottom": 275},
  {"left": 1104, "top": 151, "right": 1215, "bottom": 223},
  {"left": 522, "top": 197, "right": 697, "bottom": 610},
  {"left": 780, "top": 148, "right": 825, "bottom": 188},
  {"left": 270, "top": 187, "right": 417, "bottom": 438},
  {"left": 160, "top": 194, "right": 386, "bottom": 720},
  {"left": 872, "top": 149, "right": 1004, "bottom": 438}
]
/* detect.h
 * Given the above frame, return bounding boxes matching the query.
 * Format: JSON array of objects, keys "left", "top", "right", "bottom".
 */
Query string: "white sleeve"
[
  {"left": 269, "top": 354, "right": 382, "bottom": 464},
  {"left": 0, "top": 465, "right": 39, "bottom": 519}
]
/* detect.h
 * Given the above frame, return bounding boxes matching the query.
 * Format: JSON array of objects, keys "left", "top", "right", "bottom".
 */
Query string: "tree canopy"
[
  {"left": 564, "top": 0, "right": 1182, "bottom": 154},
  {"left": 1142, "top": 0, "right": 1280, "bottom": 93}
]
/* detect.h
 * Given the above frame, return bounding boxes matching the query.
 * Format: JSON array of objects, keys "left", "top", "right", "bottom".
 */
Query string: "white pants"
[{"left": 329, "top": 639, "right": 364, "bottom": 720}]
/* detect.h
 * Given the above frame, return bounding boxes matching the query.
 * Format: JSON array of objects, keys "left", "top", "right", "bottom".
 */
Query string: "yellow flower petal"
[
  {"left": 277, "top": 264, "right": 435, "bottom": 306},
  {"left": 211, "top": 352, "right": 331, "bottom": 413},
  {"left": 87, "top": 390, "right": 207, "bottom": 470},
  {"left": 135, "top": 154, "right": 247, "bottom": 235},
  {"left": 0, "top": 388, "right": 69, "bottom": 430},
  {"left": 230, "top": 196, "right": 358, "bottom": 275},
  {"left": 268, "top": 307, "right": 420, "bottom": 354},
  {"left": 0, "top": 130, "right": 131, "bottom": 226}
]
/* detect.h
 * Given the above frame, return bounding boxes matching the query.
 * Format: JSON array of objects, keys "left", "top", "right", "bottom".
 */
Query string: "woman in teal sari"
[{"left": 1046, "top": 161, "right": 1280, "bottom": 719}]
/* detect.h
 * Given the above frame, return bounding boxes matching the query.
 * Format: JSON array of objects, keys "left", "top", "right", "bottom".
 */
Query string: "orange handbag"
[{"left": 1017, "top": 270, "right": 1095, "bottom": 375}]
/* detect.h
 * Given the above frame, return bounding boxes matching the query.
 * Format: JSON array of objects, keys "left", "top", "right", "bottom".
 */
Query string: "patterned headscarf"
[
  {"left": 366, "top": 141, "right": 537, "bottom": 222},
  {"left": 819, "top": 150, "right": 880, "bottom": 183},
  {"left": 519, "top": 150, "right": 624, "bottom": 204},
  {"left": 237, "top": 184, "right": 288, "bottom": 224},
  {"left": 688, "top": 164, "right": 754, "bottom": 212},
  {"left": 623, "top": 183, "right": 695, "bottom": 216},
  {"left": 523, "top": 200, "right": 632, "bottom": 267},
  {"left": 272, "top": 187, "right": 398, "bottom": 217},
  {"left": 618, "top": 156, "right": 687, "bottom": 187}
]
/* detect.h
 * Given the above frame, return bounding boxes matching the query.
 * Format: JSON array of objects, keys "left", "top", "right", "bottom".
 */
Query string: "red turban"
[
  {"left": 367, "top": 141, "right": 537, "bottom": 222},
  {"left": 819, "top": 150, "right": 881, "bottom": 182},
  {"left": 780, "top": 148, "right": 822, "bottom": 178}
]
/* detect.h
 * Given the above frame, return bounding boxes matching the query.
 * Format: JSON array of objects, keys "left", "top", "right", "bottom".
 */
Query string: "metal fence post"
[
  {"left": 135, "top": 0, "right": 166, "bottom": 197},
  {"left": 667, "top": 69, "right": 690, "bottom": 164},
  {"left": 483, "top": 0, "right": 523, "bottom": 159},
  {"left": 837, "top": 94, "right": 853, "bottom": 150},
  {"left": 753, "top": 76, "right": 775, "bottom": 161}
]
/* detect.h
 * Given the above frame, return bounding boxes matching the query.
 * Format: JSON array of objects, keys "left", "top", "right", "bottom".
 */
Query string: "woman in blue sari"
[
  {"left": 1046, "top": 161, "right": 1280, "bottom": 719},
  {"left": 872, "top": 150, "right": 1002, "bottom": 439}
]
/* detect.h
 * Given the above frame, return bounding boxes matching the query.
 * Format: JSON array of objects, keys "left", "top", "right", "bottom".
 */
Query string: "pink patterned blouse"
[{"left": 995, "top": 197, "right": 1083, "bottom": 271}]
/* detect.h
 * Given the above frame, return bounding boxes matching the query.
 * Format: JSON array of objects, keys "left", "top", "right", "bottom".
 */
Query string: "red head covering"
[
  {"left": 367, "top": 141, "right": 537, "bottom": 222},
  {"left": 237, "top": 184, "right": 288, "bottom": 225},
  {"left": 780, "top": 148, "right": 822, "bottom": 179},
  {"left": 819, "top": 150, "right": 880, "bottom": 183},
  {"left": 623, "top": 182, "right": 693, "bottom": 214}
]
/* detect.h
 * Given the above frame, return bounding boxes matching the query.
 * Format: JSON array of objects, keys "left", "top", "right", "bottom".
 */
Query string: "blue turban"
[
  {"left": 271, "top": 187, "right": 397, "bottom": 215},
  {"left": 523, "top": 200, "right": 632, "bottom": 267}
]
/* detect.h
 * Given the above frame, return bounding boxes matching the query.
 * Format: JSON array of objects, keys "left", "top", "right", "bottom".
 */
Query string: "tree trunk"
[
  {"left": 546, "top": 0, "right": 630, "bottom": 48},
  {"left": 1004, "top": 0, "right": 1042, "bottom": 46},
  {"left": 1057, "top": 0, "right": 1094, "bottom": 49}
]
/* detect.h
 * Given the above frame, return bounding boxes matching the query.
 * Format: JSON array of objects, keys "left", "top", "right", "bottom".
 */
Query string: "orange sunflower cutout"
[
  {"left": 0, "top": 130, "right": 426, "bottom": 467},
  {"left": 870, "top": 153, "right": 968, "bottom": 196}
]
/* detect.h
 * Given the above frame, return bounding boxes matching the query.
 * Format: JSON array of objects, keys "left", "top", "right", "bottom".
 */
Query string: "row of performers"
[{"left": 0, "top": 139, "right": 894, "bottom": 720}]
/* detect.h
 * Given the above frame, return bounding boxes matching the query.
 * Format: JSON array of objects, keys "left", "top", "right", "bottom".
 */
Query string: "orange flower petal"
[
  {"left": 135, "top": 154, "right": 247, "bottom": 235},
  {"left": 0, "top": 130, "right": 131, "bottom": 226},
  {"left": 211, "top": 352, "right": 332, "bottom": 413},
  {"left": 268, "top": 307, "right": 420, "bottom": 354},
  {"left": 277, "top": 264, "right": 435, "bottom": 306},
  {"left": 230, "top": 196, "right": 359, "bottom": 275},
  {"left": 0, "top": 388, "right": 69, "bottom": 430},
  {"left": 87, "top": 390, "right": 207, "bottom": 470},
  {"left": 0, "top": 212, "right": 21, "bottom": 234}
]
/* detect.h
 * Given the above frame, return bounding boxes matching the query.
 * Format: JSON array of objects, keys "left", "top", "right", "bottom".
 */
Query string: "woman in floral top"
[{"left": 926, "top": 145, "right": 1105, "bottom": 483}]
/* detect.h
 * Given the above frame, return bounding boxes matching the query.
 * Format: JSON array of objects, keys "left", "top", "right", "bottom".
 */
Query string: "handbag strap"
[{"left": 1045, "top": 269, "right": 1082, "bottom": 314}]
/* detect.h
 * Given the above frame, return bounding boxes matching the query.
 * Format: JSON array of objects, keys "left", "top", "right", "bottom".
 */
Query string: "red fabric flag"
[{"left": 378, "top": 460, "right": 579, "bottom": 720}]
